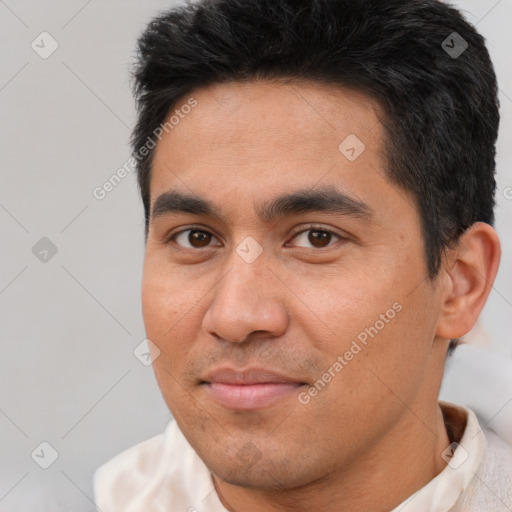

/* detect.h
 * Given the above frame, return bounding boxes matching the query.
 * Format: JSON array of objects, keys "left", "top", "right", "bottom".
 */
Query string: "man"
[{"left": 93, "top": 0, "right": 512, "bottom": 510}]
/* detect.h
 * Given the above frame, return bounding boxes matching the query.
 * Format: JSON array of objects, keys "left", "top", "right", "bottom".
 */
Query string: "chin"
[
  {"left": 214, "top": 464, "right": 299, "bottom": 490},
  {"left": 205, "top": 449, "right": 325, "bottom": 491}
]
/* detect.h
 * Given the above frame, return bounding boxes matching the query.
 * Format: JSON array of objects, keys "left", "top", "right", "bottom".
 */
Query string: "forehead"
[
  {"left": 157, "top": 79, "right": 382, "bottom": 154},
  {"left": 149, "top": 79, "right": 412, "bottom": 225}
]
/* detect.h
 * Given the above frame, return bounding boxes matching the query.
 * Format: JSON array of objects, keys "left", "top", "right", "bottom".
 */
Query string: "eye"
[
  {"left": 288, "top": 226, "right": 344, "bottom": 249},
  {"left": 170, "top": 228, "right": 220, "bottom": 249},
  {"left": 167, "top": 225, "right": 346, "bottom": 251}
]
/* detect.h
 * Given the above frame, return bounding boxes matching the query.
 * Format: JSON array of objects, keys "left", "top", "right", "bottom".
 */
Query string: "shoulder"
[
  {"left": 93, "top": 426, "right": 169, "bottom": 511},
  {"left": 453, "top": 427, "right": 512, "bottom": 511},
  {"left": 479, "top": 426, "right": 512, "bottom": 481},
  {"left": 93, "top": 420, "right": 227, "bottom": 512}
]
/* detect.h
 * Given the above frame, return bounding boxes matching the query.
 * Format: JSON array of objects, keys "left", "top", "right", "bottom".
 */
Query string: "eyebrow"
[{"left": 151, "top": 186, "right": 373, "bottom": 224}]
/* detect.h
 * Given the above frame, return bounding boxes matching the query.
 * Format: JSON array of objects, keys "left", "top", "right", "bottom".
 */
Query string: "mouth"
[{"left": 200, "top": 367, "right": 307, "bottom": 411}]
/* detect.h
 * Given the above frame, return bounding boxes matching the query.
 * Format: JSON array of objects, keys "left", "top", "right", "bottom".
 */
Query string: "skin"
[{"left": 142, "top": 79, "right": 501, "bottom": 511}]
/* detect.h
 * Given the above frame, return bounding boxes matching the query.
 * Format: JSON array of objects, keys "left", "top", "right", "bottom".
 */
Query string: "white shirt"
[{"left": 93, "top": 400, "right": 512, "bottom": 511}]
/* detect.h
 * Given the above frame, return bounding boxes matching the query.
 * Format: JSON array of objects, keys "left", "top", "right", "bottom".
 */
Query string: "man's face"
[{"left": 142, "top": 80, "right": 446, "bottom": 489}]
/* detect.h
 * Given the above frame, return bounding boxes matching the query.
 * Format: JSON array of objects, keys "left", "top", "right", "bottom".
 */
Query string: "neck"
[{"left": 212, "top": 402, "right": 451, "bottom": 512}]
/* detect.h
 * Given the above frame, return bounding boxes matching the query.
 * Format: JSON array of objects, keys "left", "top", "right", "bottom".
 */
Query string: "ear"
[{"left": 436, "top": 222, "right": 501, "bottom": 339}]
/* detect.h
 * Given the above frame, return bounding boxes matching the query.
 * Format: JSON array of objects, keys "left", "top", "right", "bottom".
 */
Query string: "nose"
[{"left": 201, "top": 250, "right": 289, "bottom": 344}]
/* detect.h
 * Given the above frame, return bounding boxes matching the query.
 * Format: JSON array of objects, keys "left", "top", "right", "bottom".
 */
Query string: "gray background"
[{"left": 1, "top": 0, "right": 511, "bottom": 510}]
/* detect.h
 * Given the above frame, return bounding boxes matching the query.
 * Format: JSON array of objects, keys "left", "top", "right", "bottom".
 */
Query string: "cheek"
[
  {"left": 141, "top": 266, "right": 189, "bottom": 377},
  {"left": 141, "top": 255, "right": 216, "bottom": 377},
  {"left": 293, "top": 262, "right": 433, "bottom": 393},
  {"left": 351, "top": 285, "right": 439, "bottom": 398},
  {"left": 141, "top": 256, "right": 194, "bottom": 336},
  {"left": 289, "top": 269, "right": 396, "bottom": 355},
  {"left": 141, "top": 264, "right": 197, "bottom": 410}
]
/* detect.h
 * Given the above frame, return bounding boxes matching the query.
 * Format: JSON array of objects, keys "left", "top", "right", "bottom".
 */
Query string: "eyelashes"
[{"left": 166, "top": 224, "right": 347, "bottom": 251}]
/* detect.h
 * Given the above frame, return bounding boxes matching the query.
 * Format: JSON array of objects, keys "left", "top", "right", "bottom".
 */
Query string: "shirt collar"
[{"left": 390, "top": 401, "right": 486, "bottom": 512}]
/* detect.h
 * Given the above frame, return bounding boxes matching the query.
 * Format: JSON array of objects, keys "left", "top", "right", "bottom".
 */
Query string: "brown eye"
[
  {"left": 173, "top": 229, "right": 217, "bottom": 249},
  {"left": 189, "top": 230, "right": 211, "bottom": 247},
  {"left": 308, "top": 230, "right": 332, "bottom": 248},
  {"left": 290, "top": 228, "right": 342, "bottom": 249}
]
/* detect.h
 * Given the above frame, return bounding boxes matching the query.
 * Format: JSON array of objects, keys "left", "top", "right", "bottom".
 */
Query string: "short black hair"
[{"left": 132, "top": 0, "right": 499, "bottom": 279}]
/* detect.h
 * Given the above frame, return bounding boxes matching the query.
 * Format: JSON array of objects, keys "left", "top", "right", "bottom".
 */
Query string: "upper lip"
[{"left": 201, "top": 367, "right": 305, "bottom": 385}]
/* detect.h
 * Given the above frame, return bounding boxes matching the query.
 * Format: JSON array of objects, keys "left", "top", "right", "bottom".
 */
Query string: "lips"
[{"left": 201, "top": 367, "right": 306, "bottom": 410}]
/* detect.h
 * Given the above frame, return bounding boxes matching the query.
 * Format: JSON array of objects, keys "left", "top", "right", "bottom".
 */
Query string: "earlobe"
[{"left": 436, "top": 222, "right": 501, "bottom": 340}]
